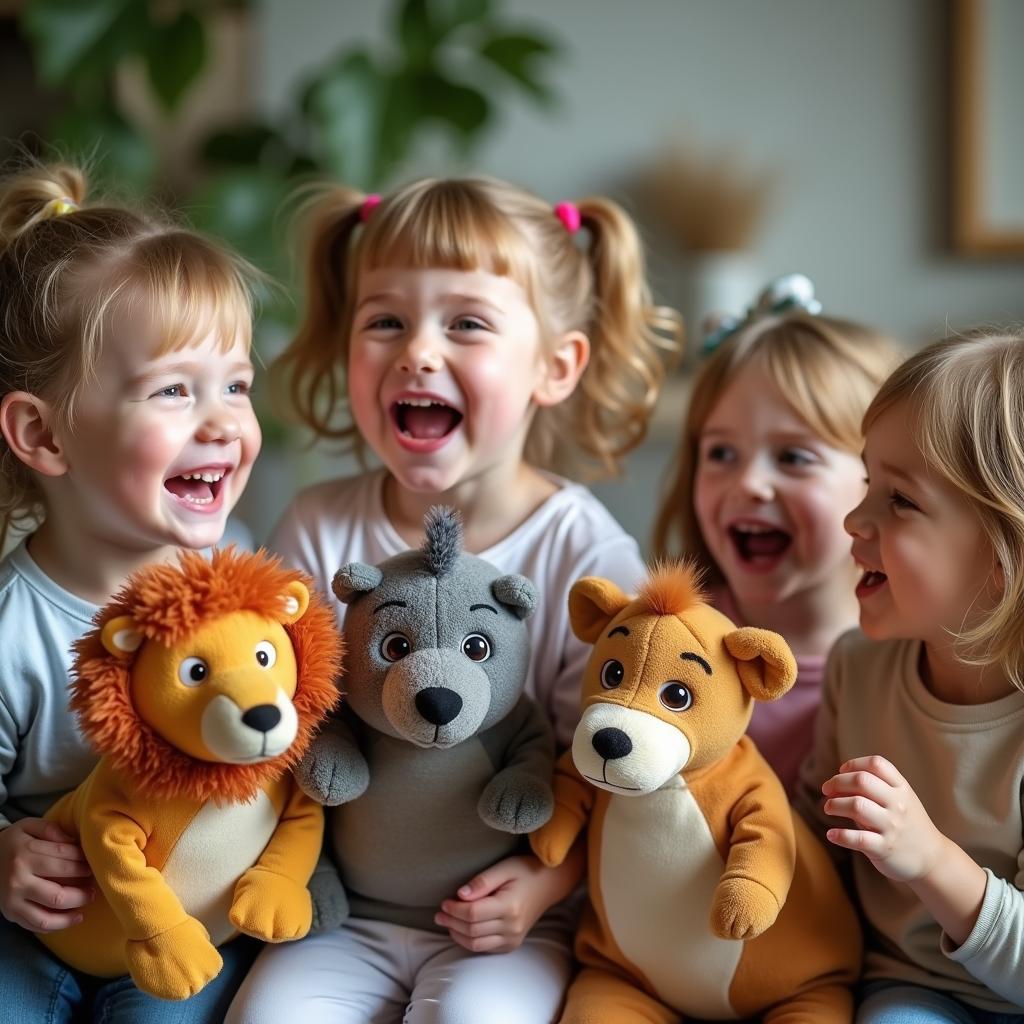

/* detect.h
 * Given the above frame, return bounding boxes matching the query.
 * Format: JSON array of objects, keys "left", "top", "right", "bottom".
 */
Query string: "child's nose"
[
  {"left": 196, "top": 408, "right": 241, "bottom": 443},
  {"left": 844, "top": 497, "right": 871, "bottom": 538},
  {"left": 737, "top": 457, "right": 775, "bottom": 501},
  {"left": 398, "top": 330, "right": 443, "bottom": 374}
]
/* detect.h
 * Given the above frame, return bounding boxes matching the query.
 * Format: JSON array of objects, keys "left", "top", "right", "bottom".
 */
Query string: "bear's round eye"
[
  {"left": 659, "top": 681, "right": 693, "bottom": 712},
  {"left": 462, "top": 634, "right": 490, "bottom": 662},
  {"left": 178, "top": 657, "right": 208, "bottom": 687},
  {"left": 381, "top": 632, "right": 411, "bottom": 662},
  {"left": 255, "top": 641, "right": 276, "bottom": 668},
  {"left": 600, "top": 659, "right": 625, "bottom": 689}
]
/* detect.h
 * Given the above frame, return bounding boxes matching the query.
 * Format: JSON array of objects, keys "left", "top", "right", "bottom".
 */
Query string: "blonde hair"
[
  {"left": 275, "top": 177, "right": 682, "bottom": 478},
  {"left": 864, "top": 330, "right": 1024, "bottom": 689},
  {"left": 652, "top": 311, "right": 897, "bottom": 577},
  {"left": 0, "top": 163, "right": 257, "bottom": 541}
]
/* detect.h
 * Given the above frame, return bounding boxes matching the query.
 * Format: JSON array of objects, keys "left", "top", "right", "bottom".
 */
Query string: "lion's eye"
[
  {"left": 461, "top": 634, "right": 490, "bottom": 662},
  {"left": 255, "top": 641, "right": 277, "bottom": 668},
  {"left": 178, "top": 657, "right": 209, "bottom": 687},
  {"left": 600, "top": 659, "right": 625, "bottom": 689},
  {"left": 659, "top": 681, "right": 693, "bottom": 712},
  {"left": 381, "top": 632, "right": 411, "bottom": 662}
]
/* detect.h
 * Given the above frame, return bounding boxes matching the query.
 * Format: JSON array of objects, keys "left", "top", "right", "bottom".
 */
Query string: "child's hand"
[
  {"left": 0, "top": 818, "right": 94, "bottom": 932},
  {"left": 435, "top": 849, "right": 582, "bottom": 954},
  {"left": 821, "top": 755, "right": 945, "bottom": 883}
]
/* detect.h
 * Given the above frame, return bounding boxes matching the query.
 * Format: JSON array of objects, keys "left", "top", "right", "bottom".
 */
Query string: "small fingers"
[
  {"left": 26, "top": 838, "right": 89, "bottom": 866},
  {"left": 9, "top": 898, "right": 85, "bottom": 933},
  {"left": 448, "top": 930, "right": 517, "bottom": 955},
  {"left": 822, "top": 768, "right": 894, "bottom": 808},
  {"left": 434, "top": 911, "right": 506, "bottom": 941},
  {"left": 826, "top": 827, "right": 886, "bottom": 858},
  {"left": 835, "top": 755, "right": 903, "bottom": 788},
  {"left": 22, "top": 852, "right": 93, "bottom": 880},
  {"left": 823, "top": 794, "right": 889, "bottom": 833},
  {"left": 438, "top": 895, "right": 504, "bottom": 924}
]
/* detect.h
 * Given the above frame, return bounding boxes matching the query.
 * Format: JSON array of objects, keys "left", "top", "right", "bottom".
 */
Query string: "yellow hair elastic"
[{"left": 39, "top": 196, "right": 79, "bottom": 220}]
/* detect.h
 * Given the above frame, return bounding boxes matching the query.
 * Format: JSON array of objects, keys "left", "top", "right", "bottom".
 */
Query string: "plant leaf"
[
  {"left": 146, "top": 9, "right": 206, "bottom": 112},
  {"left": 21, "top": 0, "right": 150, "bottom": 88},
  {"left": 478, "top": 32, "right": 558, "bottom": 102},
  {"left": 49, "top": 105, "right": 154, "bottom": 192}
]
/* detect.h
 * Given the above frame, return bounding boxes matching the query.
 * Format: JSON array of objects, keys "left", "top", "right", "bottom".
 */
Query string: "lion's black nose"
[
  {"left": 592, "top": 727, "right": 632, "bottom": 761},
  {"left": 415, "top": 687, "right": 463, "bottom": 726},
  {"left": 242, "top": 704, "right": 281, "bottom": 733}
]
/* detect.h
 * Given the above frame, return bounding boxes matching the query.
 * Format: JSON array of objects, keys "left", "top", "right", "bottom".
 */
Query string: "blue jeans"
[
  {"left": 0, "top": 915, "right": 260, "bottom": 1024},
  {"left": 858, "top": 980, "right": 1024, "bottom": 1024}
]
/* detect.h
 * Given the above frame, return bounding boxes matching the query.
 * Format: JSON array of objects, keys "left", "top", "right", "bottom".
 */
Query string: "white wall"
[{"left": 243, "top": 0, "right": 1024, "bottom": 551}]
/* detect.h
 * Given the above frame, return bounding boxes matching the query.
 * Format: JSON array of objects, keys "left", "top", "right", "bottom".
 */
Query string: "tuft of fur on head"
[
  {"left": 70, "top": 547, "right": 343, "bottom": 805},
  {"left": 636, "top": 561, "right": 706, "bottom": 617},
  {"left": 422, "top": 506, "right": 463, "bottom": 577}
]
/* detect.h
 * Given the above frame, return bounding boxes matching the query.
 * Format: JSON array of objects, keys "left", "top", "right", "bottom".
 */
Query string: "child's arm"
[{"left": 0, "top": 701, "right": 92, "bottom": 932}]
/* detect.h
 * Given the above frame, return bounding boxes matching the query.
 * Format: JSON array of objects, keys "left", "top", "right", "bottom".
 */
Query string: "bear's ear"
[
  {"left": 723, "top": 627, "right": 798, "bottom": 702},
  {"left": 278, "top": 581, "right": 310, "bottom": 624},
  {"left": 492, "top": 574, "right": 537, "bottom": 620},
  {"left": 101, "top": 615, "right": 144, "bottom": 661},
  {"left": 332, "top": 563, "right": 383, "bottom": 604},
  {"left": 568, "top": 577, "right": 631, "bottom": 644}
]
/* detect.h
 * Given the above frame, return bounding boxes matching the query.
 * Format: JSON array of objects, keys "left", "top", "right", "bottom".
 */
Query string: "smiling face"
[
  {"left": 845, "top": 400, "right": 998, "bottom": 646},
  {"left": 50, "top": 324, "right": 261, "bottom": 552},
  {"left": 347, "top": 266, "right": 555, "bottom": 495},
  {"left": 693, "top": 361, "right": 865, "bottom": 608}
]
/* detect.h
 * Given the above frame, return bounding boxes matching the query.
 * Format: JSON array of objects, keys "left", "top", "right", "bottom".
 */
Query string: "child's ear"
[
  {"left": 533, "top": 331, "right": 590, "bottom": 407},
  {"left": 723, "top": 627, "right": 798, "bottom": 702},
  {"left": 569, "top": 577, "right": 631, "bottom": 644},
  {"left": 0, "top": 392, "right": 67, "bottom": 477}
]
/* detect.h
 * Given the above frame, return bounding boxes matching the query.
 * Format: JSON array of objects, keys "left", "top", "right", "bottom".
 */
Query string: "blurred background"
[{"left": 2, "top": 0, "right": 1022, "bottom": 552}]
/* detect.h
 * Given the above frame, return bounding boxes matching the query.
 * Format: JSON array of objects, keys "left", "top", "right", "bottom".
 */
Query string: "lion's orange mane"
[{"left": 70, "top": 547, "right": 343, "bottom": 804}]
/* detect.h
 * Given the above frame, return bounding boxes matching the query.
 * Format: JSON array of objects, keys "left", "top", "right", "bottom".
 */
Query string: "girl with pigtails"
[{"left": 227, "top": 177, "right": 681, "bottom": 1023}]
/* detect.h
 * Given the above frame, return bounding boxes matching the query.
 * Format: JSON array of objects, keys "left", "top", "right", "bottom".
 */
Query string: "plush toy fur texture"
[
  {"left": 39, "top": 547, "right": 343, "bottom": 1000},
  {"left": 531, "top": 563, "right": 862, "bottom": 1023}
]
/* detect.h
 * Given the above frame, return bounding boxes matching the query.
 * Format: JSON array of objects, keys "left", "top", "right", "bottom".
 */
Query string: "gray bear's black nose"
[
  {"left": 242, "top": 704, "right": 281, "bottom": 733},
  {"left": 592, "top": 727, "right": 632, "bottom": 761},
  {"left": 415, "top": 687, "right": 463, "bottom": 726}
]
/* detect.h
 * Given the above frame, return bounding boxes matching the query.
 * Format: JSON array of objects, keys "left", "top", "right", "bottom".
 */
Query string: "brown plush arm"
[{"left": 530, "top": 750, "right": 595, "bottom": 867}]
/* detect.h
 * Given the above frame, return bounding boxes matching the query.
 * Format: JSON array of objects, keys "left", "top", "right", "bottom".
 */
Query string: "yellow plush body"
[
  {"left": 38, "top": 549, "right": 342, "bottom": 1000},
  {"left": 531, "top": 567, "right": 861, "bottom": 1023}
]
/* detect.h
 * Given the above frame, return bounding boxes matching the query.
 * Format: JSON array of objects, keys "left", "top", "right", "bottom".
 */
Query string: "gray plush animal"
[{"left": 297, "top": 507, "right": 555, "bottom": 932}]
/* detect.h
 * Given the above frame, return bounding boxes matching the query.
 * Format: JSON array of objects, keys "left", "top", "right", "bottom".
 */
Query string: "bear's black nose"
[
  {"left": 242, "top": 704, "right": 282, "bottom": 733},
  {"left": 592, "top": 727, "right": 632, "bottom": 761},
  {"left": 415, "top": 687, "right": 463, "bottom": 726}
]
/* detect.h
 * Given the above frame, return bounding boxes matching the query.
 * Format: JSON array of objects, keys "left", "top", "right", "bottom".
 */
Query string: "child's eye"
[
  {"left": 703, "top": 443, "right": 736, "bottom": 464},
  {"left": 367, "top": 315, "right": 403, "bottom": 331},
  {"left": 154, "top": 384, "right": 186, "bottom": 399},
  {"left": 451, "top": 317, "right": 486, "bottom": 332},
  {"left": 779, "top": 447, "right": 816, "bottom": 467},
  {"left": 226, "top": 381, "right": 252, "bottom": 396},
  {"left": 889, "top": 490, "right": 919, "bottom": 512}
]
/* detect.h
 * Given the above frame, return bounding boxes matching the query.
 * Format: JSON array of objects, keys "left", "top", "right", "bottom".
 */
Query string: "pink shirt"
[{"left": 709, "top": 585, "right": 824, "bottom": 797}]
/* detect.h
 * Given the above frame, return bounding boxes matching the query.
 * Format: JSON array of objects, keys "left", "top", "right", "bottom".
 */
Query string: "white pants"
[{"left": 225, "top": 917, "right": 573, "bottom": 1024}]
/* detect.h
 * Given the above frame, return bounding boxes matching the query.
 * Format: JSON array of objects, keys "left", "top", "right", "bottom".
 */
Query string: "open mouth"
[
  {"left": 164, "top": 467, "right": 229, "bottom": 512},
  {"left": 856, "top": 568, "right": 888, "bottom": 598},
  {"left": 391, "top": 398, "right": 463, "bottom": 447},
  {"left": 728, "top": 523, "right": 792, "bottom": 568}
]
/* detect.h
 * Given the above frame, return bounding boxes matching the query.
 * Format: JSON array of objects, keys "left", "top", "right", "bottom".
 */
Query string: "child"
[
  {"left": 0, "top": 164, "right": 262, "bottom": 1023},
  {"left": 227, "top": 176, "right": 681, "bottom": 1024},
  {"left": 796, "top": 331, "right": 1024, "bottom": 1022},
  {"left": 652, "top": 275, "right": 896, "bottom": 794}
]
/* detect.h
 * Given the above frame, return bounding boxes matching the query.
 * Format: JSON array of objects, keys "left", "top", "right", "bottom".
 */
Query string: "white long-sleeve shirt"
[
  {"left": 796, "top": 630, "right": 1024, "bottom": 1013},
  {"left": 267, "top": 469, "right": 646, "bottom": 749}
]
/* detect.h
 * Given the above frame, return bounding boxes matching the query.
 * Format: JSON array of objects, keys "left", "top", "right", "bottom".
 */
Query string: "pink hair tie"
[
  {"left": 360, "top": 193, "right": 382, "bottom": 222},
  {"left": 554, "top": 201, "right": 581, "bottom": 233}
]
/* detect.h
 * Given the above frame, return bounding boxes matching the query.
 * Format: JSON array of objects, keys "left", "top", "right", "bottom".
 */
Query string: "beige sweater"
[{"left": 796, "top": 630, "right": 1024, "bottom": 1013}]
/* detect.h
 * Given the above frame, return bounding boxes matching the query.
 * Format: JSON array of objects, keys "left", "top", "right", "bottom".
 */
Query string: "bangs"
[
  {"left": 358, "top": 180, "right": 535, "bottom": 286},
  {"left": 116, "top": 231, "right": 254, "bottom": 356}
]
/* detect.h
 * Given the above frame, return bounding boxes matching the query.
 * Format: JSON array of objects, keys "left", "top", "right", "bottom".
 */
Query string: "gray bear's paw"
[
  {"left": 478, "top": 773, "right": 555, "bottom": 834},
  {"left": 308, "top": 866, "right": 350, "bottom": 933},
  {"left": 295, "top": 733, "right": 370, "bottom": 807}
]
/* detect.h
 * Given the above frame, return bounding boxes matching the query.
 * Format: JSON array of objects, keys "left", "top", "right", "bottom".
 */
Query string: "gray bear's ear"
[
  {"left": 332, "top": 563, "right": 383, "bottom": 604},
  {"left": 492, "top": 574, "right": 537, "bottom": 620}
]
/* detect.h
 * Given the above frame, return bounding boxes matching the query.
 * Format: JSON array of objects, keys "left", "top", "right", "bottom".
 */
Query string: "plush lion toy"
[{"left": 38, "top": 547, "right": 342, "bottom": 1001}]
